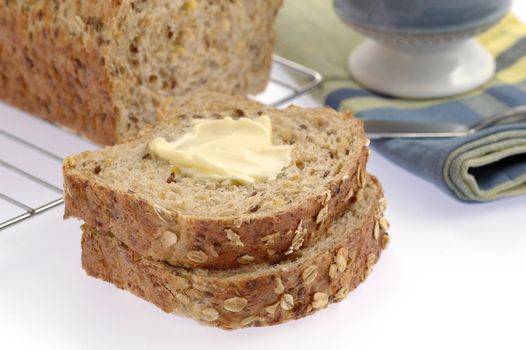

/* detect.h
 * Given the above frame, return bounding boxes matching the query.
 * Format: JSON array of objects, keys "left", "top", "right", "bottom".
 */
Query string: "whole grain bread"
[
  {"left": 0, "top": 0, "right": 282, "bottom": 145},
  {"left": 64, "top": 93, "right": 370, "bottom": 269},
  {"left": 82, "top": 175, "right": 389, "bottom": 330}
]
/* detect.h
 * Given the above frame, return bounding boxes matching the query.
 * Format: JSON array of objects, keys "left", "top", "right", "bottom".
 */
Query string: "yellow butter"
[{"left": 148, "top": 115, "right": 291, "bottom": 184}]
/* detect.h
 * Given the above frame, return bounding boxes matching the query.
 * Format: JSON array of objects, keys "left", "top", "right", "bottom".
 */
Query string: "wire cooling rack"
[{"left": 0, "top": 55, "right": 322, "bottom": 230}]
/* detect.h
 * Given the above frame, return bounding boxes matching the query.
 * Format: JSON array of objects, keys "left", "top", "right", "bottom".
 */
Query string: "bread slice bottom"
[{"left": 81, "top": 175, "right": 389, "bottom": 330}]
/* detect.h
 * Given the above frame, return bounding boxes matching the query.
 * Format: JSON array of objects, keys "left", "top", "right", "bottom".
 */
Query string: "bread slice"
[
  {"left": 0, "top": 0, "right": 282, "bottom": 145},
  {"left": 64, "top": 93, "right": 369, "bottom": 269},
  {"left": 81, "top": 175, "right": 389, "bottom": 330}
]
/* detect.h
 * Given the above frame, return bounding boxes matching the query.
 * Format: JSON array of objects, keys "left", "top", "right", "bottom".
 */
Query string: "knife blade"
[{"left": 363, "top": 119, "right": 471, "bottom": 139}]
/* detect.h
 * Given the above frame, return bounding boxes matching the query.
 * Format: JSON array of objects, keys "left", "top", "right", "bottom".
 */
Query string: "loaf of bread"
[
  {"left": 64, "top": 93, "right": 369, "bottom": 269},
  {"left": 82, "top": 175, "right": 389, "bottom": 330},
  {"left": 0, "top": 0, "right": 282, "bottom": 145}
]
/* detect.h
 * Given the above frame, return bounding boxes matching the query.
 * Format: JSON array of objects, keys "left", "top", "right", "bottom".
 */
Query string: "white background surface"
[{"left": 1, "top": 3, "right": 526, "bottom": 350}]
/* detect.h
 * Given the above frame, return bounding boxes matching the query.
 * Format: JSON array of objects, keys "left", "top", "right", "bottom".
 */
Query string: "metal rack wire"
[{"left": 0, "top": 55, "right": 322, "bottom": 230}]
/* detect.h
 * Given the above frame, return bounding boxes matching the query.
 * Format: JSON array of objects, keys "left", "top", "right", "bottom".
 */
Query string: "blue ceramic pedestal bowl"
[{"left": 334, "top": 0, "right": 512, "bottom": 99}]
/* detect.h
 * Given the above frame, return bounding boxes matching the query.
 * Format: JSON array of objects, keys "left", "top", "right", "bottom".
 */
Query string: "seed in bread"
[
  {"left": 273, "top": 277, "right": 285, "bottom": 295},
  {"left": 225, "top": 229, "right": 244, "bottom": 247},
  {"left": 312, "top": 292, "right": 329, "bottom": 309},
  {"left": 223, "top": 297, "right": 248, "bottom": 313},
  {"left": 302, "top": 265, "right": 319, "bottom": 285},
  {"left": 280, "top": 294, "right": 295, "bottom": 311},
  {"left": 373, "top": 220, "right": 380, "bottom": 240},
  {"left": 160, "top": 230, "right": 178, "bottom": 247}
]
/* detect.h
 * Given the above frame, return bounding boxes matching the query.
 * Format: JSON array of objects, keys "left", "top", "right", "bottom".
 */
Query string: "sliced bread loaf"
[
  {"left": 0, "top": 0, "right": 282, "bottom": 144},
  {"left": 64, "top": 93, "right": 370, "bottom": 269},
  {"left": 81, "top": 175, "right": 389, "bottom": 330}
]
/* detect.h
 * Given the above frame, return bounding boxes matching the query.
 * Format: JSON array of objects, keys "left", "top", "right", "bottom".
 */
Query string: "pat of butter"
[{"left": 148, "top": 115, "right": 292, "bottom": 184}]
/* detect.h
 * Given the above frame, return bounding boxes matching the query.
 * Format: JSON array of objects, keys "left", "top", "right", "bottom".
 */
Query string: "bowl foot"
[{"left": 349, "top": 38, "right": 495, "bottom": 99}]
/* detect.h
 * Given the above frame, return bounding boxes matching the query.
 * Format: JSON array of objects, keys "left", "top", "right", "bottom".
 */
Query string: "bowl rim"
[{"left": 333, "top": 0, "right": 512, "bottom": 36}]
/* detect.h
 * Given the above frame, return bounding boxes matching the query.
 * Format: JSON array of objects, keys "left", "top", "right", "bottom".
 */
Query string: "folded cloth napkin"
[{"left": 275, "top": 0, "right": 526, "bottom": 202}]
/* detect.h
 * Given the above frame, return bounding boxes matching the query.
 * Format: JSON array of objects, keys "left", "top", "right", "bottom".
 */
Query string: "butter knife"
[{"left": 363, "top": 105, "right": 526, "bottom": 139}]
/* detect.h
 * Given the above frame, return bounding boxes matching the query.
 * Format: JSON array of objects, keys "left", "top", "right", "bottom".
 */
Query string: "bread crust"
[
  {"left": 81, "top": 176, "right": 388, "bottom": 330},
  {"left": 64, "top": 96, "right": 370, "bottom": 269},
  {"left": 0, "top": 1, "right": 119, "bottom": 144}
]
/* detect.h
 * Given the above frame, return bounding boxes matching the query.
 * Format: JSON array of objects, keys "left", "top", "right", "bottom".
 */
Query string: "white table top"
[{"left": 1, "top": 4, "right": 526, "bottom": 350}]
